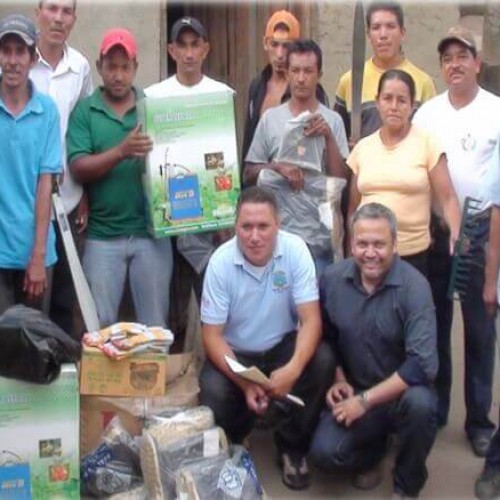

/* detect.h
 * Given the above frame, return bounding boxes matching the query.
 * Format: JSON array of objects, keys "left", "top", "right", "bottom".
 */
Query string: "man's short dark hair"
[
  {"left": 286, "top": 39, "right": 322, "bottom": 73},
  {"left": 236, "top": 186, "right": 279, "bottom": 220},
  {"left": 366, "top": 1, "right": 404, "bottom": 29},
  {"left": 350, "top": 202, "right": 398, "bottom": 241}
]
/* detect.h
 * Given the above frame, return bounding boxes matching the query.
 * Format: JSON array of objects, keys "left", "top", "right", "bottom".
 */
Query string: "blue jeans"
[
  {"left": 430, "top": 214, "right": 496, "bottom": 438},
  {"left": 200, "top": 335, "right": 335, "bottom": 456},
  {"left": 310, "top": 386, "right": 438, "bottom": 497},
  {"left": 83, "top": 236, "right": 173, "bottom": 328}
]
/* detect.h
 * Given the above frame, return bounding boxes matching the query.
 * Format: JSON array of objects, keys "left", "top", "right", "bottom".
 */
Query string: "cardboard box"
[
  {"left": 80, "top": 352, "right": 199, "bottom": 455},
  {"left": 138, "top": 91, "right": 241, "bottom": 238},
  {"left": 0, "top": 364, "right": 79, "bottom": 499},
  {"left": 79, "top": 346, "right": 167, "bottom": 397}
]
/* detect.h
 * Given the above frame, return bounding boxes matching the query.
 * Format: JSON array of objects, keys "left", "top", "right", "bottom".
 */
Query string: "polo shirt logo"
[{"left": 272, "top": 270, "right": 289, "bottom": 291}]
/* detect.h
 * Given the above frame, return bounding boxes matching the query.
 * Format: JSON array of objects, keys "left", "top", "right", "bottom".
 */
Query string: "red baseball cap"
[{"left": 100, "top": 28, "right": 137, "bottom": 58}]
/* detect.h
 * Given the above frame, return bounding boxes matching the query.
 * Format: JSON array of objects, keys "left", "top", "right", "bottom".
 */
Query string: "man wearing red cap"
[
  {"left": 66, "top": 28, "right": 173, "bottom": 329},
  {"left": 241, "top": 10, "right": 329, "bottom": 166},
  {"left": 31, "top": 0, "right": 93, "bottom": 338}
]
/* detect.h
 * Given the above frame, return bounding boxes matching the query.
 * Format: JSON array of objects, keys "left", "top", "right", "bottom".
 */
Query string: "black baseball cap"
[{"left": 170, "top": 16, "right": 207, "bottom": 42}]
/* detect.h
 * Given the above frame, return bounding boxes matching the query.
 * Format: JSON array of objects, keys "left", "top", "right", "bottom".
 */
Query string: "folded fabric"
[{"left": 82, "top": 322, "right": 174, "bottom": 359}]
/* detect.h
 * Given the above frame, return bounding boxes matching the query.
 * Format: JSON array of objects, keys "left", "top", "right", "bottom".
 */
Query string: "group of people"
[{"left": 0, "top": 0, "right": 499, "bottom": 498}]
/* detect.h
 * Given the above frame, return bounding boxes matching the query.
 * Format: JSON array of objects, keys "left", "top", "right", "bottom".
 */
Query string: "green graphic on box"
[
  {"left": 0, "top": 365, "right": 79, "bottom": 499},
  {"left": 138, "top": 91, "right": 241, "bottom": 238}
]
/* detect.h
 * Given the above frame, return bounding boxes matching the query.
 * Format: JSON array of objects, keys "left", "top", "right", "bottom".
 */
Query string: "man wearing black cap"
[
  {"left": 146, "top": 16, "right": 229, "bottom": 97},
  {"left": 0, "top": 14, "right": 62, "bottom": 315},
  {"left": 146, "top": 17, "right": 234, "bottom": 329},
  {"left": 414, "top": 26, "right": 500, "bottom": 458}
]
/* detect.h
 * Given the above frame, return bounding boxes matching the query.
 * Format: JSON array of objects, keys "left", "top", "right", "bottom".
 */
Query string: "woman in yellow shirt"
[{"left": 347, "top": 69, "right": 460, "bottom": 276}]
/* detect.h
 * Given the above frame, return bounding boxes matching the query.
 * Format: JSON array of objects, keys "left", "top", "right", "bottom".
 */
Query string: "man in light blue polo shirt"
[
  {"left": 0, "top": 14, "right": 61, "bottom": 315},
  {"left": 200, "top": 186, "right": 334, "bottom": 491}
]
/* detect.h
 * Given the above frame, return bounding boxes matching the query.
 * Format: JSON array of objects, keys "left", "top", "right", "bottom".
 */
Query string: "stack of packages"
[
  {"left": 82, "top": 322, "right": 174, "bottom": 359},
  {"left": 81, "top": 406, "right": 265, "bottom": 499},
  {"left": 140, "top": 406, "right": 265, "bottom": 499}
]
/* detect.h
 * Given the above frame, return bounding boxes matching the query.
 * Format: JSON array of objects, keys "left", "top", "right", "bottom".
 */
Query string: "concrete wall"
[
  {"left": 0, "top": 0, "right": 165, "bottom": 89},
  {"left": 313, "top": 1, "right": 460, "bottom": 99}
]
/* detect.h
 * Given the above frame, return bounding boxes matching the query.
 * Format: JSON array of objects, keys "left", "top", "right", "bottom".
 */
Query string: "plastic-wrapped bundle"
[
  {"left": 81, "top": 416, "right": 143, "bottom": 497},
  {"left": 144, "top": 405, "right": 215, "bottom": 446},
  {"left": 141, "top": 427, "right": 228, "bottom": 499},
  {"left": 258, "top": 168, "right": 346, "bottom": 262},
  {"left": 176, "top": 445, "right": 264, "bottom": 500},
  {"left": 275, "top": 110, "right": 324, "bottom": 172},
  {"left": 0, "top": 305, "right": 80, "bottom": 384}
]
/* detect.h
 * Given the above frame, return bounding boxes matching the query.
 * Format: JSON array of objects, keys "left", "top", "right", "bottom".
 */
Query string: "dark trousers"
[
  {"left": 49, "top": 207, "right": 82, "bottom": 338},
  {"left": 486, "top": 404, "right": 500, "bottom": 471},
  {"left": 310, "top": 386, "right": 438, "bottom": 497},
  {"left": 0, "top": 267, "right": 52, "bottom": 316},
  {"left": 430, "top": 215, "right": 496, "bottom": 437},
  {"left": 200, "top": 335, "right": 335, "bottom": 456},
  {"left": 401, "top": 249, "right": 429, "bottom": 279}
]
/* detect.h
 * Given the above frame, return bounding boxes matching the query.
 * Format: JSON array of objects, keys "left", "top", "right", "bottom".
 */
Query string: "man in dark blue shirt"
[{"left": 310, "top": 202, "right": 438, "bottom": 499}]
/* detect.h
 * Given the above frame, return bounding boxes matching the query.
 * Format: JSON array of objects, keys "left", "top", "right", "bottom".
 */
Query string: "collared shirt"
[
  {"left": 320, "top": 256, "right": 437, "bottom": 390},
  {"left": 30, "top": 44, "right": 93, "bottom": 213},
  {"left": 201, "top": 230, "right": 318, "bottom": 352},
  {"left": 67, "top": 87, "right": 148, "bottom": 239},
  {"left": 0, "top": 84, "right": 61, "bottom": 268}
]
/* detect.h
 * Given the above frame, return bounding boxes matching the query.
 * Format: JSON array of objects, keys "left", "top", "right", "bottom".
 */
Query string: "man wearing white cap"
[
  {"left": 67, "top": 28, "right": 172, "bottom": 328},
  {"left": 414, "top": 26, "right": 500, "bottom": 458},
  {"left": 0, "top": 14, "right": 62, "bottom": 314}
]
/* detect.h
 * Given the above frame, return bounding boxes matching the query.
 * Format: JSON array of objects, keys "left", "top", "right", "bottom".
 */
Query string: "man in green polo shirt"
[{"left": 67, "top": 28, "right": 172, "bottom": 328}]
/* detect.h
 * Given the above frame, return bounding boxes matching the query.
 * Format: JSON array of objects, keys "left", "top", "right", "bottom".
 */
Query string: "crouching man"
[
  {"left": 200, "top": 186, "right": 334, "bottom": 491},
  {"left": 310, "top": 203, "right": 438, "bottom": 498}
]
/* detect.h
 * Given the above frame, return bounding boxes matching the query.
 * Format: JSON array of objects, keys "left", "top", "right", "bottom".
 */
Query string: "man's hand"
[
  {"left": 326, "top": 381, "right": 354, "bottom": 409},
  {"left": 24, "top": 257, "right": 47, "bottom": 301},
  {"left": 76, "top": 192, "right": 89, "bottom": 234},
  {"left": 275, "top": 162, "right": 304, "bottom": 192},
  {"left": 304, "top": 113, "right": 332, "bottom": 139},
  {"left": 118, "top": 124, "right": 153, "bottom": 159},
  {"left": 244, "top": 382, "right": 270, "bottom": 416},
  {"left": 268, "top": 363, "right": 301, "bottom": 399},
  {"left": 331, "top": 395, "right": 367, "bottom": 427},
  {"left": 483, "top": 280, "right": 498, "bottom": 318}
]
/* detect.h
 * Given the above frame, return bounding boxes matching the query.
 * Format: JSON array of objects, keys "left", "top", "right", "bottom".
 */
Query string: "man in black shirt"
[{"left": 310, "top": 202, "right": 438, "bottom": 499}]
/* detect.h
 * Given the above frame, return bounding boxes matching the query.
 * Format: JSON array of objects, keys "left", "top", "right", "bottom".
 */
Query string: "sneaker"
[
  {"left": 471, "top": 436, "right": 492, "bottom": 458},
  {"left": 352, "top": 464, "right": 383, "bottom": 490},
  {"left": 280, "top": 452, "right": 311, "bottom": 490},
  {"left": 475, "top": 468, "right": 500, "bottom": 499}
]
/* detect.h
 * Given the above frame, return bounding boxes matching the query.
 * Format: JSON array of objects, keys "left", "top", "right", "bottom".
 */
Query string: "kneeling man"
[
  {"left": 200, "top": 186, "right": 334, "bottom": 490},
  {"left": 310, "top": 203, "right": 438, "bottom": 498}
]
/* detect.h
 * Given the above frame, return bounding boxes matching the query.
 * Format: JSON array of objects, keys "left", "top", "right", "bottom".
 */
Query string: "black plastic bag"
[{"left": 0, "top": 304, "right": 81, "bottom": 384}]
